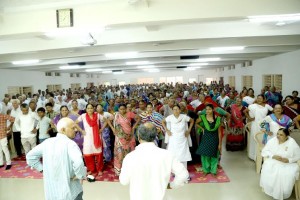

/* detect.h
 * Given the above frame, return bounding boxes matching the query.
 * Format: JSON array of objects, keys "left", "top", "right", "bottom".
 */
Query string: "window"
[
  {"left": 76, "top": 73, "right": 80, "bottom": 78},
  {"left": 242, "top": 76, "right": 253, "bottom": 88},
  {"left": 176, "top": 76, "right": 183, "bottom": 83},
  {"left": 54, "top": 72, "right": 61, "bottom": 76},
  {"left": 7, "top": 87, "right": 21, "bottom": 96},
  {"left": 70, "top": 73, "right": 74, "bottom": 77},
  {"left": 263, "top": 74, "right": 282, "bottom": 91},
  {"left": 138, "top": 78, "right": 154, "bottom": 84},
  {"left": 166, "top": 77, "right": 175, "bottom": 84},
  {"left": 47, "top": 85, "right": 62, "bottom": 92},
  {"left": 206, "top": 78, "right": 214, "bottom": 85},
  {"left": 71, "top": 83, "right": 80, "bottom": 90},
  {"left": 45, "top": 72, "right": 52, "bottom": 76},
  {"left": 188, "top": 78, "right": 197, "bottom": 83},
  {"left": 119, "top": 81, "right": 126, "bottom": 86},
  {"left": 159, "top": 77, "right": 166, "bottom": 83},
  {"left": 228, "top": 76, "right": 235, "bottom": 87}
]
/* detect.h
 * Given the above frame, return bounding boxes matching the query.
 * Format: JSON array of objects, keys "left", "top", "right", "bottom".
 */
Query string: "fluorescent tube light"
[
  {"left": 148, "top": 69, "right": 160, "bottom": 73},
  {"left": 12, "top": 59, "right": 40, "bottom": 65},
  {"left": 59, "top": 65, "right": 80, "bottom": 70},
  {"left": 196, "top": 57, "right": 220, "bottom": 62},
  {"left": 209, "top": 46, "right": 245, "bottom": 51},
  {"left": 137, "top": 65, "right": 155, "bottom": 69},
  {"left": 189, "top": 63, "right": 208, "bottom": 66},
  {"left": 102, "top": 70, "right": 112, "bottom": 74},
  {"left": 113, "top": 71, "right": 124, "bottom": 75},
  {"left": 85, "top": 68, "right": 102, "bottom": 72},
  {"left": 126, "top": 61, "right": 150, "bottom": 65},
  {"left": 105, "top": 52, "right": 138, "bottom": 58},
  {"left": 248, "top": 13, "right": 300, "bottom": 23}
]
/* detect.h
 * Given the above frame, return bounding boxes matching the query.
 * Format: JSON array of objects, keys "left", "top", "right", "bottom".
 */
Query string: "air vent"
[
  {"left": 70, "top": 73, "right": 74, "bottom": 77},
  {"left": 76, "top": 73, "right": 80, "bottom": 78},
  {"left": 176, "top": 66, "right": 187, "bottom": 69},
  {"left": 55, "top": 72, "right": 61, "bottom": 76},
  {"left": 68, "top": 62, "right": 86, "bottom": 66},
  {"left": 45, "top": 72, "right": 52, "bottom": 76},
  {"left": 180, "top": 55, "right": 199, "bottom": 60}
]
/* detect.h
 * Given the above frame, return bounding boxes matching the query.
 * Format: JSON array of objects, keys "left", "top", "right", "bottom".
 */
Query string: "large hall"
[{"left": 0, "top": 1, "right": 300, "bottom": 200}]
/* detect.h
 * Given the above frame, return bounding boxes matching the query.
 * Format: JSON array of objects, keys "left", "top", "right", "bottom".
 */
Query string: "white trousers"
[
  {"left": 21, "top": 137, "right": 36, "bottom": 154},
  {"left": 0, "top": 137, "right": 11, "bottom": 165},
  {"left": 181, "top": 162, "right": 187, "bottom": 169}
]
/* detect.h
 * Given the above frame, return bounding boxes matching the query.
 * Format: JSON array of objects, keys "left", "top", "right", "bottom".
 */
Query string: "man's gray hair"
[{"left": 138, "top": 123, "right": 157, "bottom": 142}]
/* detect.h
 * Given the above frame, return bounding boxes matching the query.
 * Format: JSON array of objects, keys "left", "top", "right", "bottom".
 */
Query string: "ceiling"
[{"left": 0, "top": 0, "right": 300, "bottom": 74}]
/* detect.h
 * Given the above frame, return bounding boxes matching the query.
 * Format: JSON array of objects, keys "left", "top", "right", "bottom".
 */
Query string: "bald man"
[
  {"left": 119, "top": 123, "right": 189, "bottom": 200},
  {"left": 27, "top": 118, "right": 86, "bottom": 200}
]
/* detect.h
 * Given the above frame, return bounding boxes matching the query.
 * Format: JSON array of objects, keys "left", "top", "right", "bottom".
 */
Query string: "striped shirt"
[{"left": 26, "top": 133, "right": 87, "bottom": 200}]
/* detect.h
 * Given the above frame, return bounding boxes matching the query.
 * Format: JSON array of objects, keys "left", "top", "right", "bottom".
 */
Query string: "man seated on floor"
[{"left": 119, "top": 123, "right": 189, "bottom": 200}]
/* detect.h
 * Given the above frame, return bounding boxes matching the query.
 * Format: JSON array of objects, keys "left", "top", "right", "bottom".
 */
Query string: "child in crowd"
[
  {"left": 36, "top": 107, "right": 52, "bottom": 144},
  {"left": 0, "top": 109, "right": 15, "bottom": 170}
]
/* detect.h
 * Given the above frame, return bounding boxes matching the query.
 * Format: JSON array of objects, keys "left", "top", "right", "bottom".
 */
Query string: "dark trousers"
[{"left": 13, "top": 131, "right": 22, "bottom": 156}]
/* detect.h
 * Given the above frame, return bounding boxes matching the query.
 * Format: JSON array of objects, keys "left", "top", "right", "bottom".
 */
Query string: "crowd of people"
[{"left": 0, "top": 81, "right": 299, "bottom": 200}]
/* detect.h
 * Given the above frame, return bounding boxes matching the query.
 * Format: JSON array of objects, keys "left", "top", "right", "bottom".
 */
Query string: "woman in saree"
[
  {"left": 245, "top": 94, "right": 273, "bottom": 160},
  {"left": 260, "top": 104, "right": 292, "bottom": 145},
  {"left": 96, "top": 104, "right": 114, "bottom": 162},
  {"left": 195, "top": 104, "right": 222, "bottom": 177},
  {"left": 75, "top": 103, "right": 105, "bottom": 177},
  {"left": 226, "top": 97, "right": 246, "bottom": 151},
  {"left": 283, "top": 95, "right": 300, "bottom": 120},
  {"left": 52, "top": 105, "right": 83, "bottom": 150},
  {"left": 110, "top": 104, "right": 137, "bottom": 176},
  {"left": 260, "top": 128, "right": 300, "bottom": 200},
  {"left": 70, "top": 100, "right": 85, "bottom": 116}
]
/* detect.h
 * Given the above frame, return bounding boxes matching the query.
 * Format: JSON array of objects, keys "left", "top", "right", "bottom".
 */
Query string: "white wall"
[
  {"left": 218, "top": 49, "right": 300, "bottom": 97},
  {"left": 98, "top": 69, "right": 218, "bottom": 85},
  {"left": 0, "top": 69, "right": 99, "bottom": 97}
]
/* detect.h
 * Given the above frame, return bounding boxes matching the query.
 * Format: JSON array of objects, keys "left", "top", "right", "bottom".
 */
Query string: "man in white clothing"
[
  {"left": 27, "top": 118, "right": 87, "bottom": 200},
  {"left": 14, "top": 103, "right": 39, "bottom": 154},
  {"left": 119, "top": 123, "right": 189, "bottom": 200}
]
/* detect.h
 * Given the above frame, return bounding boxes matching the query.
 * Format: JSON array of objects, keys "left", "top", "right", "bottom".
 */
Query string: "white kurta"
[
  {"left": 77, "top": 113, "right": 102, "bottom": 155},
  {"left": 165, "top": 114, "right": 192, "bottom": 162},
  {"left": 119, "top": 142, "right": 189, "bottom": 200},
  {"left": 248, "top": 103, "right": 273, "bottom": 160},
  {"left": 260, "top": 137, "right": 300, "bottom": 200}
]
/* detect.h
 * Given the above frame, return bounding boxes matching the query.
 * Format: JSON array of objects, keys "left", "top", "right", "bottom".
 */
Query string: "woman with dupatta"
[
  {"left": 52, "top": 105, "right": 83, "bottom": 150},
  {"left": 75, "top": 103, "right": 105, "bottom": 177},
  {"left": 110, "top": 104, "right": 137, "bottom": 176},
  {"left": 226, "top": 97, "right": 246, "bottom": 151},
  {"left": 260, "top": 104, "right": 292, "bottom": 145},
  {"left": 196, "top": 104, "right": 222, "bottom": 176},
  {"left": 96, "top": 104, "right": 113, "bottom": 162}
]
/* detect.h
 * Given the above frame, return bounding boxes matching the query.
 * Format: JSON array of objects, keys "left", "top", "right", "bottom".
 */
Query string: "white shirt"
[
  {"left": 37, "top": 116, "right": 52, "bottom": 139},
  {"left": 190, "top": 99, "right": 201, "bottom": 109},
  {"left": 15, "top": 112, "right": 38, "bottom": 138},
  {"left": 119, "top": 142, "right": 189, "bottom": 200},
  {"left": 10, "top": 107, "right": 21, "bottom": 132},
  {"left": 243, "top": 96, "right": 255, "bottom": 105},
  {"left": 0, "top": 102, "right": 12, "bottom": 114},
  {"left": 26, "top": 133, "right": 87, "bottom": 200},
  {"left": 217, "top": 95, "right": 229, "bottom": 108}
]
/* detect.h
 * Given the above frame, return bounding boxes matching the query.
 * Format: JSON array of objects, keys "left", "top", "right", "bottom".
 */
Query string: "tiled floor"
[{"left": 0, "top": 149, "right": 297, "bottom": 200}]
